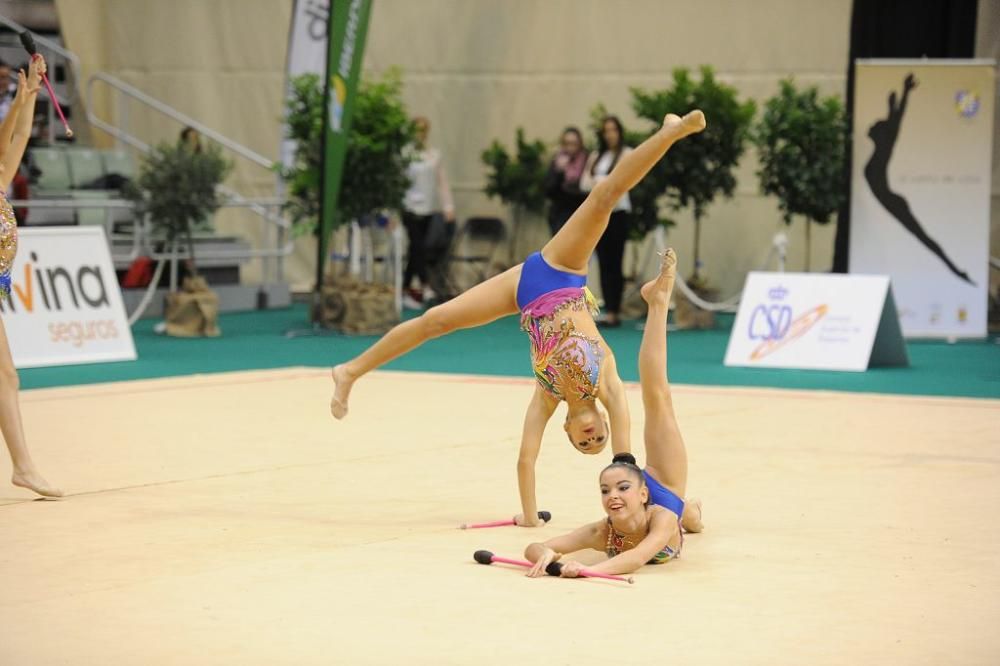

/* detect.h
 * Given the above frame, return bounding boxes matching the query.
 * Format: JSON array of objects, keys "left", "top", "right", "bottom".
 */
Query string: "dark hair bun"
[{"left": 612, "top": 453, "right": 637, "bottom": 466}]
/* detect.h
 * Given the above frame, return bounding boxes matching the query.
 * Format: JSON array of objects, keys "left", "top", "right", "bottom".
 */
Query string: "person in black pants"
[
  {"left": 402, "top": 116, "right": 456, "bottom": 308},
  {"left": 401, "top": 211, "right": 431, "bottom": 299},
  {"left": 581, "top": 116, "right": 633, "bottom": 327},
  {"left": 543, "top": 127, "right": 588, "bottom": 236}
]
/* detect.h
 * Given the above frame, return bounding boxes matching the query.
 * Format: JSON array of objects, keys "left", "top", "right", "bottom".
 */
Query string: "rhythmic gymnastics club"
[
  {"left": 19, "top": 31, "right": 73, "bottom": 138},
  {"left": 472, "top": 550, "right": 634, "bottom": 584},
  {"left": 460, "top": 511, "right": 551, "bottom": 529}
]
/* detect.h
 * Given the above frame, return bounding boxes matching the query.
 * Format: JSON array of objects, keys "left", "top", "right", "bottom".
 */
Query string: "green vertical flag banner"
[{"left": 317, "top": 0, "right": 373, "bottom": 290}]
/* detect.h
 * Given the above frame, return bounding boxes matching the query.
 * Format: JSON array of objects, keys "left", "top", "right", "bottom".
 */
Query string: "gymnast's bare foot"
[
  {"left": 681, "top": 498, "right": 704, "bottom": 533},
  {"left": 12, "top": 468, "right": 63, "bottom": 498},
  {"left": 330, "top": 364, "right": 355, "bottom": 420},
  {"left": 662, "top": 110, "right": 706, "bottom": 138},
  {"left": 640, "top": 248, "right": 677, "bottom": 307}
]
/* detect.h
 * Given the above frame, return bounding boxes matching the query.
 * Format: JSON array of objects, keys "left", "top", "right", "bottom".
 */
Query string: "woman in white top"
[
  {"left": 402, "top": 116, "right": 455, "bottom": 307},
  {"left": 580, "top": 116, "right": 632, "bottom": 328}
]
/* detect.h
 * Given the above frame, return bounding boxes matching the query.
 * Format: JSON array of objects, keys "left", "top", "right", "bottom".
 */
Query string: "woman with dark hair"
[
  {"left": 525, "top": 249, "right": 704, "bottom": 576},
  {"left": 543, "top": 127, "right": 588, "bottom": 236},
  {"left": 332, "top": 112, "right": 706, "bottom": 527},
  {"left": 581, "top": 116, "right": 632, "bottom": 328}
]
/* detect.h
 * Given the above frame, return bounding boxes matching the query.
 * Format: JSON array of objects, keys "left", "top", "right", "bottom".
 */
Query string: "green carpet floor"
[{"left": 19, "top": 304, "right": 1000, "bottom": 399}]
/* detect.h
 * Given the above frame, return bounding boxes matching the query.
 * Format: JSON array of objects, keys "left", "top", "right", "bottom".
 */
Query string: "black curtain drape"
[{"left": 832, "top": 0, "right": 979, "bottom": 272}]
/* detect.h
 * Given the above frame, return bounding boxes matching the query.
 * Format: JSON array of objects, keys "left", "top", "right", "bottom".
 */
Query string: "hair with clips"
[{"left": 602, "top": 452, "right": 643, "bottom": 483}]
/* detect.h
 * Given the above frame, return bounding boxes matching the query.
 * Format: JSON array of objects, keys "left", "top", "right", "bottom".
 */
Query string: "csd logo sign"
[
  {"left": 748, "top": 302, "right": 828, "bottom": 361},
  {"left": 749, "top": 305, "right": 793, "bottom": 341}
]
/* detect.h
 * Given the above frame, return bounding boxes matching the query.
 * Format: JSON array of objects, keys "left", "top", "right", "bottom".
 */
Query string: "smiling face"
[
  {"left": 564, "top": 405, "right": 609, "bottom": 455},
  {"left": 599, "top": 466, "right": 648, "bottom": 518}
]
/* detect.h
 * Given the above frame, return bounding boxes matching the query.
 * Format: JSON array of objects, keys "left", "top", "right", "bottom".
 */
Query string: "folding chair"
[{"left": 434, "top": 216, "right": 506, "bottom": 298}]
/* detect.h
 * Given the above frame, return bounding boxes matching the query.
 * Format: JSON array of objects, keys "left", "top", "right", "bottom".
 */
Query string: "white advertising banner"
[
  {"left": 849, "top": 59, "right": 995, "bottom": 338},
  {"left": 0, "top": 227, "right": 136, "bottom": 368},
  {"left": 724, "top": 272, "right": 908, "bottom": 372},
  {"left": 282, "top": 0, "right": 330, "bottom": 168}
]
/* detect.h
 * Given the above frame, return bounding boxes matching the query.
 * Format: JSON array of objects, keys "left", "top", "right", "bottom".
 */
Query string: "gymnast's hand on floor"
[
  {"left": 557, "top": 560, "right": 583, "bottom": 578},
  {"left": 514, "top": 512, "right": 544, "bottom": 527},
  {"left": 527, "top": 546, "right": 559, "bottom": 578}
]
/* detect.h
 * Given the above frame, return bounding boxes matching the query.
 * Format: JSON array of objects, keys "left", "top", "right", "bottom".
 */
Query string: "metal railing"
[
  {"left": 8, "top": 197, "right": 293, "bottom": 283},
  {"left": 84, "top": 73, "right": 286, "bottom": 231},
  {"left": 0, "top": 13, "right": 293, "bottom": 280}
]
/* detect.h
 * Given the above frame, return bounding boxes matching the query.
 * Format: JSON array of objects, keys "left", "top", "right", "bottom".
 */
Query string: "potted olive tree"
[
  {"left": 281, "top": 69, "right": 414, "bottom": 332},
  {"left": 631, "top": 67, "right": 756, "bottom": 280},
  {"left": 481, "top": 128, "right": 548, "bottom": 264},
  {"left": 753, "top": 79, "right": 846, "bottom": 271},
  {"left": 126, "top": 141, "right": 231, "bottom": 336},
  {"left": 630, "top": 66, "right": 756, "bottom": 328}
]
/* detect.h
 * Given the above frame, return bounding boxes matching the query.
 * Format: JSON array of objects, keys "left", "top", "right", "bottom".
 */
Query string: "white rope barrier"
[{"left": 641, "top": 227, "right": 790, "bottom": 313}]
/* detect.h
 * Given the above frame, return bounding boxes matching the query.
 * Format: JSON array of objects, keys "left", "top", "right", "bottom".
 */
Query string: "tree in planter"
[
  {"left": 630, "top": 67, "right": 756, "bottom": 282},
  {"left": 480, "top": 128, "right": 548, "bottom": 262},
  {"left": 280, "top": 69, "right": 414, "bottom": 238},
  {"left": 280, "top": 69, "right": 415, "bottom": 332},
  {"left": 280, "top": 73, "right": 324, "bottom": 237},
  {"left": 126, "top": 141, "right": 231, "bottom": 283},
  {"left": 753, "top": 79, "right": 846, "bottom": 271},
  {"left": 125, "top": 141, "right": 232, "bottom": 336}
]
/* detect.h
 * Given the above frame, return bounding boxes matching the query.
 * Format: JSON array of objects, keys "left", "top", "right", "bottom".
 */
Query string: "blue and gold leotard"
[
  {"left": 605, "top": 476, "right": 687, "bottom": 565},
  {"left": 0, "top": 193, "right": 18, "bottom": 298},
  {"left": 517, "top": 252, "right": 603, "bottom": 401}
]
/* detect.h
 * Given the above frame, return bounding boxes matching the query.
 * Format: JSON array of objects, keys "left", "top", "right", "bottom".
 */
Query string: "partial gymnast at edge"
[
  {"left": 1, "top": 56, "right": 62, "bottom": 497},
  {"left": 330, "top": 111, "right": 707, "bottom": 526},
  {"left": 525, "top": 249, "right": 704, "bottom": 578}
]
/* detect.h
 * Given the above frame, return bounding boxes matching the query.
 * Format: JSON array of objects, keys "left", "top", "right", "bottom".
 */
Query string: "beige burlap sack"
[
  {"left": 164, "top": 276, "right": 221, "bottom": 337},
  {"left": 619, "top": 287, "right": 649, "bottom": 321},
  {"left": 673, "top": 287, "right": 717, "bottom": 330},
  {"left": 316, "top": 275, "right": 399, "bottom": 335}
]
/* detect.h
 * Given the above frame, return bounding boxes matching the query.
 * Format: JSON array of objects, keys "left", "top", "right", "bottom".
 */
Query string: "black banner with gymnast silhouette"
[{"left": 849, "top": 60, "right": 994, "bottom": 339}]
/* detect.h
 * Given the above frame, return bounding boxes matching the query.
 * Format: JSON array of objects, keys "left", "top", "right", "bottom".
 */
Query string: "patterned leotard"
[
  {"left": 605, "top": 513, "right": 682, "bottom": 565},
  {"left": 0, "top": 193, "right": 18, "bottom": 298},
  {"left": 520, "top": 287, "right": 603, "bottom": 401}
]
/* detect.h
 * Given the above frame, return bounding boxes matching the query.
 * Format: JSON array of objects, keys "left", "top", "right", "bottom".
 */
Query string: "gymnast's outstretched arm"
[
  {"left": 579, "top": 510, "right": 677, "bottom": 576},
  {"left": 0, "top": 60, "right": 43, "bottom": 182},
  {"left": 524, "top": 520, "right": 605, "bottom": 577},
  {"left": 514, "top": 385, "right": 558, "bottom": 527},
  {"left": 598, "top": 354, "right": 631, "bottom": 456}
]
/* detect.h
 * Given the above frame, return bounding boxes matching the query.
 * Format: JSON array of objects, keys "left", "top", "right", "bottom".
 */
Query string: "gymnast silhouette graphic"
[{"left": 864, "top": 73, "right": 974, "bottom": 285}]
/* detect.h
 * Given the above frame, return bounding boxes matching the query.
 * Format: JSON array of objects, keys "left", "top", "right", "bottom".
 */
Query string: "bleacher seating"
[
  {"left": 26, "top": 145, "right": 138, "bottom": 228},
  {"left": 66, "top": 147, "right": 104, "bottom": 187}
]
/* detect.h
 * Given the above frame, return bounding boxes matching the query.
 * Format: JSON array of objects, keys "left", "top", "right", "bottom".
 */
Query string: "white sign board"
[
  {"left": 282, "top": 0, "right": 329, "bottom": 169},
  {"left": 849, "top": 60, "right": 994, "bottom": 338},
  {"left": 724, "top": 272, "right": 908, "bottom": 372},
  {"left": 0, "top": 227, "right": 137, "bottom": 368}
]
